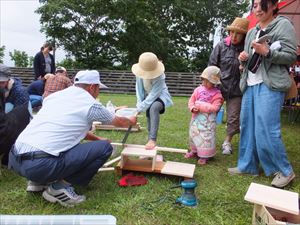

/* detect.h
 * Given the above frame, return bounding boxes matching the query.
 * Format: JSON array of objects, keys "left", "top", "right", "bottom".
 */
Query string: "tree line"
[
  {"left": 0, "top": 46, "right": 33, "bottom": 67},
  {"left": 1, "top": 1, "right": 248, "bottom": 72}
]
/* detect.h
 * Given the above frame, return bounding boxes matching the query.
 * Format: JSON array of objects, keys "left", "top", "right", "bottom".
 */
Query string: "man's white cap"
[
  {"left": 55, "top": 66, "right": 67, "bottom": 73},
  {"left": 74, "top": 70, "right": 108, "bottom": 88}
]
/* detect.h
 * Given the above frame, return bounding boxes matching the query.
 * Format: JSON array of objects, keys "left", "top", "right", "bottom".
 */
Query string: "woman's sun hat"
[
  {"left": 226, "top": 17, "right": 249, "bottom": 34},
  {"left": 200, "top": 66, "right": 221, "bottom": 85},
  {"left": 131, "top": 52, "right": 165, "bottom": 79}
]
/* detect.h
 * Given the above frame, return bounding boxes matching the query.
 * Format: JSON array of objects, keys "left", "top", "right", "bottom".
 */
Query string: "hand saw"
[{"left": 121, "top": 125, "right": 132, "bottom": 147}]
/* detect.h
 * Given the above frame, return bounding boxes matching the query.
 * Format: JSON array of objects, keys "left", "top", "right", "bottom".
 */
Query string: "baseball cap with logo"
[
  {"left": 74, "top": 70, "right": 108, "bottom": 88},
  {"left": 0, "top": 64, "right": 11, "bottom": 82}
]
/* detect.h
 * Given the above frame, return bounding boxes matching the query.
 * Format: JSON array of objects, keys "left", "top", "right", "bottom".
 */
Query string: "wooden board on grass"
[{"left": 161, "top": 161, "right": 195, "bottom": 178}]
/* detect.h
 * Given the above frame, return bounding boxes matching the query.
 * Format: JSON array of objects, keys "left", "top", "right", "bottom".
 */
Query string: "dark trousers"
[
  {"left": 9, "top": 140, "right": 112, "bottom": 186},
  {"left": 0, "top": 105, "right": 30, "bottom": 166}
]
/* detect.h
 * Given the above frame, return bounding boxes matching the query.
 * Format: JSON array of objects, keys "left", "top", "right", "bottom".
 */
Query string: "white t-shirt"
[{"left": 16, "top": 86, "right": 101, "bottom": 156}]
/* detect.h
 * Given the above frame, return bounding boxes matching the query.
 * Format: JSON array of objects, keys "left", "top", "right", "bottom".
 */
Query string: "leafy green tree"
[
  {"left": 9, "top": 50, "right": 30, "bottom": 67},
  {"left": 36, "top": 0, "right": 121, "bottom": 69},
  {"left": 57, "top": 56, "right": 77, "bottom": 69},
  {"left": 37, "top": 0, "right": 248, "bottom": 72},
  {"left": 0, "top": 46, "right": 5, "bottom": 64},
  {"left": 28, "top": 56, "right": 34, "bottom": 68}
]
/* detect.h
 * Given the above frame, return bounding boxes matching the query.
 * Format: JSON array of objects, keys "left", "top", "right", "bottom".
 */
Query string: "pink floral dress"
[{"left": 188, "top": 85, "right": 224, "bottom": 158}]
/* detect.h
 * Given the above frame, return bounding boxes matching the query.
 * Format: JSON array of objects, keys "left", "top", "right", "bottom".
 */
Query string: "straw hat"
[
  {"left": 226, "top": 17, "right": 249, "bottom": 34},
  {"left": 200, "top": 66, "right": 221, "bottom": 85},
  {"left": 131, "top": 52, "right": 165, "bottom": 79}
]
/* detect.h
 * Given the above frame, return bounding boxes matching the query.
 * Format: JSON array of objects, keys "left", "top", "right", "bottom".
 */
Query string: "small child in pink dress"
[{"left": 185, "top": 66, "right": 224, "bottom": 165}]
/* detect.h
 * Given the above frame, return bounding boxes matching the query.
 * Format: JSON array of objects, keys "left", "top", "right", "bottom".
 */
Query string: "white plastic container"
[
  {"left": 106, "top": 100, "right": 115, "bottom": 116},
  {"left": 0, "top": 215, "right": 116, "bottom": 225}
]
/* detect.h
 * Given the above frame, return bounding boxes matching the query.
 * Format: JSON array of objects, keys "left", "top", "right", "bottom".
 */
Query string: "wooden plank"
[
  {"left": 244, "top": 182, "right": 299, "bottom": 215},
  {"left": 121, "top": 147, "right": 157, "bottom": 171},
  {"left": 103, "top": 156, "right": 121, "bottom": 167},
  {"left": 155, "top": 146, "right": 188, "bottom": 154},
  {"left": 95, "top": 125, "right": 141, "bottom": 132},
  {"left": 98, "top": 167, "right": 115, "bottom": 172},
  {"left": 161, "top": 161, "right": 195, "bottom": 178},
  {"left": 111, "top": 143, "right": 187, "bottom": 154},
  {"left": 116, "top": 159, "right": 165, "bottom": 173},
  {"left": 121, "top": 147, "right": 157, "bottom": 157}
]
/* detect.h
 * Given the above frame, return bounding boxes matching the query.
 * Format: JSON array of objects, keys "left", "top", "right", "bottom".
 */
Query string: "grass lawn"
[{"left": 0, "top": 93, "right": 299, "bottom": 225}]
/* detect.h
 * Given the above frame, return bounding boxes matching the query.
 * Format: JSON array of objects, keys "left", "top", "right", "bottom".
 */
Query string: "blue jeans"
[
  {"left": 29, "top": 95, "right": 43, "bottom": 108},
  {"left": 9, "top": 140, "right": 112, "bottom": 185},
  {"left": 146, "top": 100, "right": 164, "bottom": 141},
  {"left": 237, "top": 83, "right": 293, "bottom": 176}
]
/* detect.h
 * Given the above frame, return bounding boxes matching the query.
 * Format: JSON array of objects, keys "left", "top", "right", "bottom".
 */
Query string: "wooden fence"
[{"left": 9, "top": 67, "right": 200, "bottom": 97}]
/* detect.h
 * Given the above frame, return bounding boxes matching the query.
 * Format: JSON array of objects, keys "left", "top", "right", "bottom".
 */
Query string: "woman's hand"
[
  {"left": 238, "top": 51, "right": 249, "bottom": 62},
  {"left": 251, "top": 41, "right": 270, "bottom": 56}
]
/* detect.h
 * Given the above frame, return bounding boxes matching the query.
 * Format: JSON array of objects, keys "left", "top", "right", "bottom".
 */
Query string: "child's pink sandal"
[
  {"left": 198, "top": 158, "right": 208, "bottom": 165},
  {"left": 184, "top": 152, "right": 197, "bottom": 159}
]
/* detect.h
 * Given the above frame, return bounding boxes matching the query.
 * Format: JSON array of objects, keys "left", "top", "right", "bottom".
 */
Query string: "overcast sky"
[{"left": 0, "top": 0, "right": 65, "bottom": 67}]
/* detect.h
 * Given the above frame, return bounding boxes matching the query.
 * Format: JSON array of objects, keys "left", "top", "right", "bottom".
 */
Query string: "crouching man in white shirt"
[{"left": 9, "top": 70, "right": 136, "bottom": 207}]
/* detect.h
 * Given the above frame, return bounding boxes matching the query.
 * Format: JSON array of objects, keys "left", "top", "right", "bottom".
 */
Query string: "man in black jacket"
[{"left": 0, "top": 66, "right": 30, "bottom": 166}]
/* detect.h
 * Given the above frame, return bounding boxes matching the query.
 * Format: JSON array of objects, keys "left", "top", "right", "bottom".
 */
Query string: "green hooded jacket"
[{"left": 240, "top": 16, "right": 297, "bottom": 93}]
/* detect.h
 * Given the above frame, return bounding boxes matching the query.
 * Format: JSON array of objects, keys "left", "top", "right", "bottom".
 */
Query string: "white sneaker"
[
  {"left": 222, "top": 142, "right": 232, "bottom": 155},
  {"left": 26, "top": 181, "right": 47, "bottom": 192},
  {"left": 271, "top": 172, "right": 295, "bottom": 188},
  {"left": 228, "top": 167, "right": 258, "bottom": 177},
  {"left": 42, "top": 185, "right": 86, "bottom": 207}
]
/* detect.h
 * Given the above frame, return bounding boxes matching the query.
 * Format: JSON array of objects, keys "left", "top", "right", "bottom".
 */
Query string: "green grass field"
[{"left": 0, "top": 94, "right": 299, "bottom": 225}]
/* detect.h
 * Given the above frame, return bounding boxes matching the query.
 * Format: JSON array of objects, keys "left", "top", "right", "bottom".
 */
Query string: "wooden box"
[{"left": 244, "top": 183, "right": 300, "bottom": 225}]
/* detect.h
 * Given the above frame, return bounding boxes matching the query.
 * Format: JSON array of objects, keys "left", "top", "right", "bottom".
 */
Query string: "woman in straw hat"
[
  {"left": 209, "top": 17, "right": 249, "bottom": 155},
  {"left": 132, "top": 52, "right": 173, "bottom": 149},
  {"left": 228, "top": 0, "right": 297, "bottom": 188}
]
